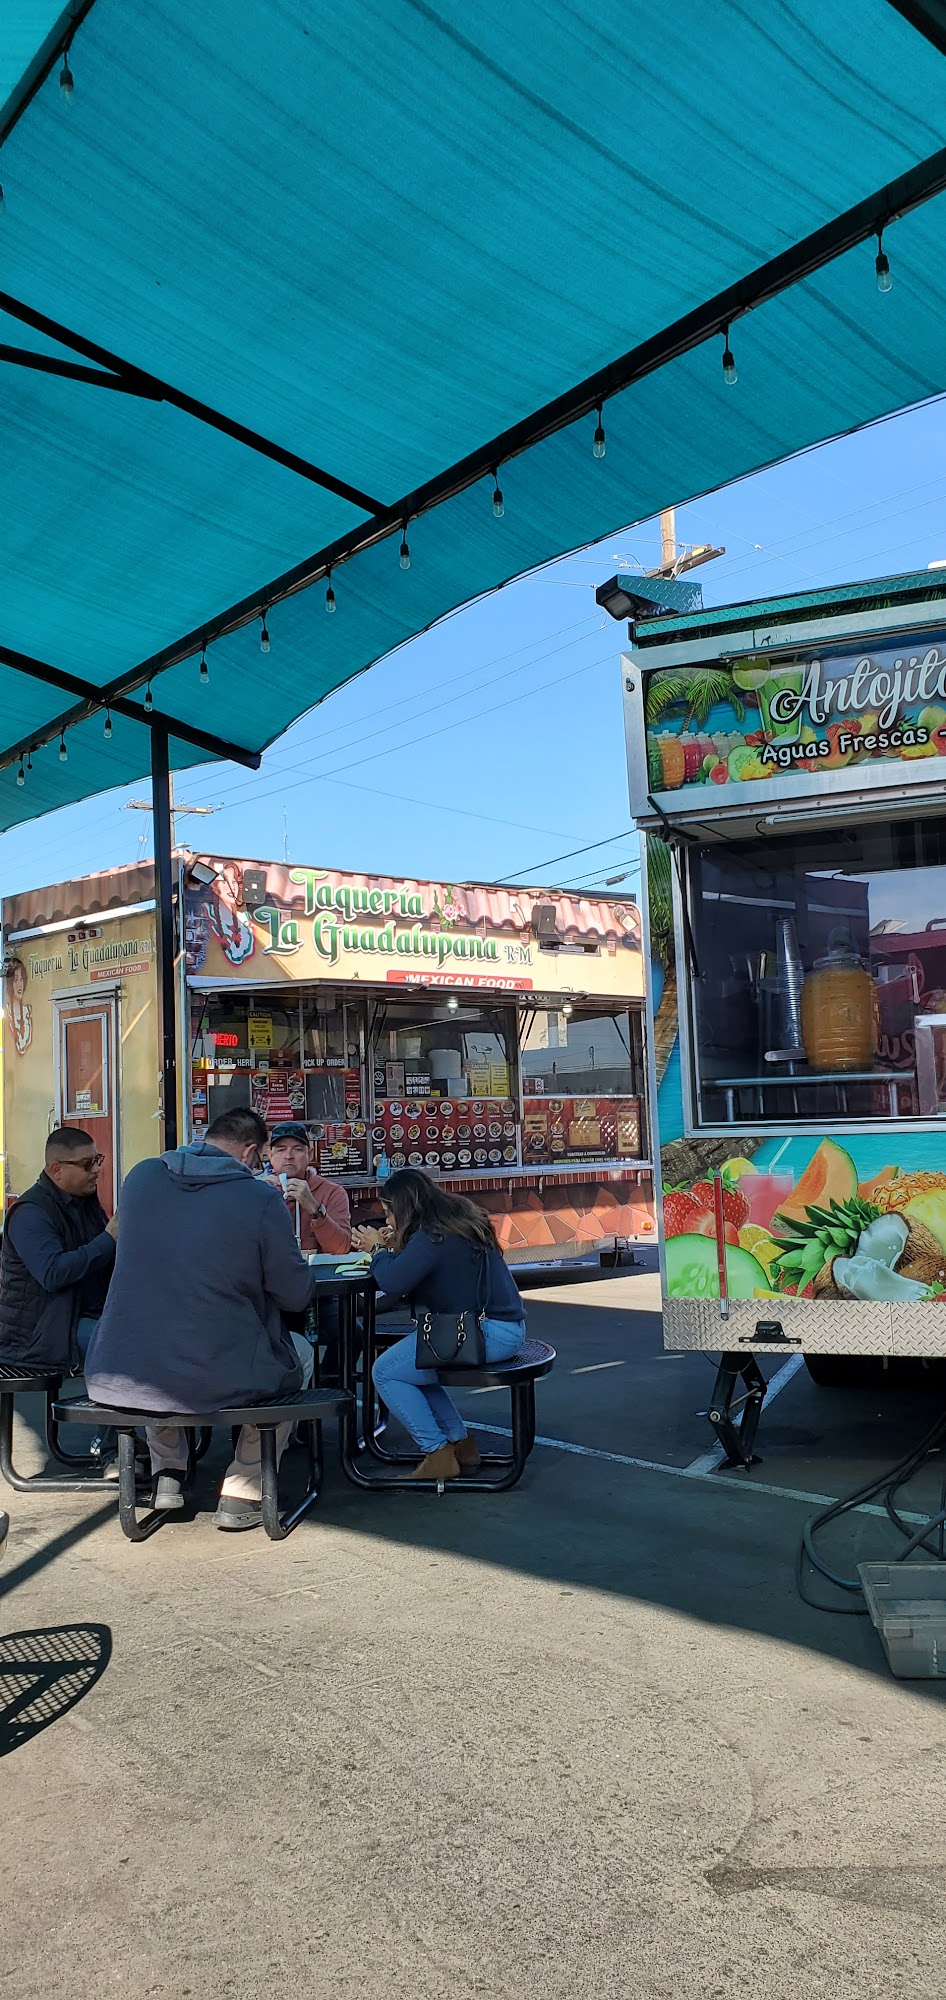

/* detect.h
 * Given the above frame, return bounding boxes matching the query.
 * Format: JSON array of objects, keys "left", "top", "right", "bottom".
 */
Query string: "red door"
[{"left": 58, "top": 1002, "right": 117, "bottom": 1215}]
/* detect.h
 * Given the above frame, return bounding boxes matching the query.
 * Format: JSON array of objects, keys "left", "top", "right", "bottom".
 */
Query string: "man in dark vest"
[{"left": 0, "top": 1127, "right": 117, "bottom": 1377}]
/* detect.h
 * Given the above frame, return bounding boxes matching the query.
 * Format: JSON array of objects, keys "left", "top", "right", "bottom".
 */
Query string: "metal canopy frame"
[{"left": 4, "top": 126, "right": 946, "bottom": 778}]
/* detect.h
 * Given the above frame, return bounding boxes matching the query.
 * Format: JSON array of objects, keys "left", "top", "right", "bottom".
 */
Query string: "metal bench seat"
[
  {"left": 54, "top": 1386, "right": 352, "bottom": 1541},
  {"left": 345, "top": 1336, "right": 556, "bottom": 1492},
  {"left": 0, "top": 1363, "right": 105, "bottom": 1492}
]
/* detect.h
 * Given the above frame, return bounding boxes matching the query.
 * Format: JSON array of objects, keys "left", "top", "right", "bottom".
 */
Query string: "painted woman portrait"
[
  {"left": 4, "top": 957, "right": 32, "bottom": 1055},
  {"left": 207, "top": 860, "right": 255, "bottom": 967}
]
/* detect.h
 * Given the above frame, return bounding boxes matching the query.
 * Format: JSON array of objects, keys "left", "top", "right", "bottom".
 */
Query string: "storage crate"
[{"left": 858, "top": 1563, "right": 946, "bottom": 1679}]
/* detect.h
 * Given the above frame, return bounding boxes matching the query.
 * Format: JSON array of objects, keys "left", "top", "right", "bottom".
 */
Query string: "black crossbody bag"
[{"left": 414, "top": 1248, "right": 488, "bottom": 1369}]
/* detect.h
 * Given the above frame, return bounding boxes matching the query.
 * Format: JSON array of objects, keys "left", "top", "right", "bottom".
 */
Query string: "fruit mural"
[
  {"left": 662, "top": 1143, "right": 946, "bottom": 1303},
  {"left": 645, "top": 652, "right": 946, "bottom": 797}
]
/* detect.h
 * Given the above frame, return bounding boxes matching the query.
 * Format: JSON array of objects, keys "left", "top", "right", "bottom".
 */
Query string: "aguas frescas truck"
[{"left": 622, "top": 567, "right": 946, "bottom": 1464}]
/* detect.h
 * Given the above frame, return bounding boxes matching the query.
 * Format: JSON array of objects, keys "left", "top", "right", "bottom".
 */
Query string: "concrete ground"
[{"left": 3, "top": 1263, "right": 946, "bottom": 1998}]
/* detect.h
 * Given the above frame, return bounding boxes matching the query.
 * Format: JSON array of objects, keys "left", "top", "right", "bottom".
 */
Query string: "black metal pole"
[{"left": 151, "top": 726, "right": 178, "bottom": 1151}]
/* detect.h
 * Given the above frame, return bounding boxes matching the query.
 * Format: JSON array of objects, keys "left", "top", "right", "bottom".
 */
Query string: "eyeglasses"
[{"left": 67, "top": 1153, "right": 104, "bottom": 1171}]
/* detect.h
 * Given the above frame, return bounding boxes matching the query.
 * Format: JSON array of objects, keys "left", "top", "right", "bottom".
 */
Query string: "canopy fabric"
[{"left": 2, "top": 0, "right": 946, "bottom": 829}]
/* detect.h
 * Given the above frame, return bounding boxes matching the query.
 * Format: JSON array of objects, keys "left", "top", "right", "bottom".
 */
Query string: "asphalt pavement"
[{"left": 2, "top": 1263, "right": 946, "bottom": 1998}]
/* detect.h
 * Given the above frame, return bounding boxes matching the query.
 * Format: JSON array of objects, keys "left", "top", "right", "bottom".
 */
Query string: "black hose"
[{"left": 798, "top": 1408, "right": 946, "bottom": 1613}]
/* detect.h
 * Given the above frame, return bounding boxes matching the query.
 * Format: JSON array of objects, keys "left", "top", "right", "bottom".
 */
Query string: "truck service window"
[{"left": 685, "top": 817, "right": 946, "bottom": 1127}]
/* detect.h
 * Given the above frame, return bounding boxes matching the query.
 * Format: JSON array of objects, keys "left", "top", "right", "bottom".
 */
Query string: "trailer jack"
[{"left": 707, "top": 1353, "right": 766, "bottom": 1469}]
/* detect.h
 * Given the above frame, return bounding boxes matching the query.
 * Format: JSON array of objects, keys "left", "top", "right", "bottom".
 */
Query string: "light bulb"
[
  {"left": 16, "top": 761, "right": 24, "bottom": 788},
  {"left": 399, "top": 532, "right": 411, "bottom": 571},
  {"left": 199, "top": 648, "right": 209, "bottom": 684},
  {"left": 59, "top": 56, "right": 74, "bottom": 102},
  {"left": 876, "top": 245, "right": 892, "bottom": 293},
  {"left": 492, "top": 480, "right": 504, "bottom": 518},
  {"left": 143, "top": 682, "right": 153, "bottom": 713},
  {"left": 103, "top": 711, "right": 112, "bottom": 740},
  {"left": 593, "top": 408, "right": 606, "bottom": 459},
  {"left": 722, "top": 340, "right": 737, "bottom": 386},
  {"left": 562, "top": 999, "right": 573, "bottom": 1018},
  {"left": 446, "top": 994, "right": 459, "bottom": 1013},
  {"left": 325, "top": 577, "right": 336, "bottom": 613},
  {"left": 260, "top": 617, "right": 271, "bottom": 653},
  {"left": 59, "top": 736, "right": 67, "bottom": 763}
]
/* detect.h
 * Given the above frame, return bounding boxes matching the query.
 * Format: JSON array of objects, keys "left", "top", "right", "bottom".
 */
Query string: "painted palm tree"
[
  {"left": 645, "top": 666, "right": 746, "bottom": 731},
  {"left": 646, "top": 836, "right": 677, "bottom": 1088}
]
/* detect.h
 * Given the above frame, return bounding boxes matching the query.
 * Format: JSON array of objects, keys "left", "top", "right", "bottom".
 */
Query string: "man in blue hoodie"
[{"left": 85, "top": 1107, "right": 319, "bottom": 1531}]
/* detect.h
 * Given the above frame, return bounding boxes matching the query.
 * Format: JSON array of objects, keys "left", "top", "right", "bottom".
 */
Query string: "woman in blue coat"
[{"left": 352, "top": 1169, "right": 525, "bottom": 1482}]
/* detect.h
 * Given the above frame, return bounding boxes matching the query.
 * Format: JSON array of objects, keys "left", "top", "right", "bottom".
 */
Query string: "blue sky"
[{"left": 5, "top": 396, "right": 946, "bottom": 901}]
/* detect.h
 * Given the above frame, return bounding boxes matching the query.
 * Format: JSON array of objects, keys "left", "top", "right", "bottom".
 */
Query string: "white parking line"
[
  {"left": 470, "top": 1414, "right": 931, "bottom": 1523},
  {"left": 571, "top": 1360, "right": 627, "bottom": 1375},
  {"left": 683, "top": 1351, "right": 806, "bottom": 1476}
]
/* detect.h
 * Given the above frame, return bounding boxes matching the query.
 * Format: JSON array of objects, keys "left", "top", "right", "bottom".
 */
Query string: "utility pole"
[{"left": 649, "top": 506, "right": 726, "bottom": 580}]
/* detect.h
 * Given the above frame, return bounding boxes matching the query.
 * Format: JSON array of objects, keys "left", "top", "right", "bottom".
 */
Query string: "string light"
[
  {"left": 103, "top": 709, "right": 112, "bottom": 740},
  {"left": 143, "top": 681, "right": 153, "bottom": 713},
  {"left": 59, "top": 45, "right": 75, "bottom": 102},
  {"left": 561, "top": 998, "right": 573, "bottom": 1018},
  {"left": 875, "top": 229, "right": 892, "bottom": 293},
  {"left": 491, "top": 471, "right": 505, "bottom": 519},
  {"left": 15, "top": 759, "right": 25, "bottom": 788},
  {"left": 26, "top": 750, "right": 32, "bottom": 772},
  {"left": 325, "top": 570, "right": 336, "bottom": 613},
  {"left": 58, "top": 733, "right": 67, "bottom": 763},
  {"left": 260, "top": 612, "right": 271, "bottom": 653},
  {"left": 593, "top": 405, "right": 606, "bottom": 459},
  {"left": 199, "top": 644, "right": 209, "bottom": 684},
  {"left": 722, "top": 328, "right": 737, "bottom": 386},
  {"left": 399, "top": 526, "right": 411, "bottom": 571}
]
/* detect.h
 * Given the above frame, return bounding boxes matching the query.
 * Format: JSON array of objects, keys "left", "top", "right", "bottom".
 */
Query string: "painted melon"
[{"left": 774, "top": 1138, "right": 858, "bottom": 1228}]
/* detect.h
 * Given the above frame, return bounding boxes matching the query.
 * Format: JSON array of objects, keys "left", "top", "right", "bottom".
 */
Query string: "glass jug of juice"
[
  {"left": 658, "top": 733, "right": 686, "bottom": 790},
  {"left": 801, "top": 932, "right": 876, "bottom": 1072}
]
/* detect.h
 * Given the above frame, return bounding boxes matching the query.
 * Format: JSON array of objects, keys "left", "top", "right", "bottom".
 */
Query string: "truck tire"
[{"left": 803, "top": 1353, "right": 879, "bottom": 1389}]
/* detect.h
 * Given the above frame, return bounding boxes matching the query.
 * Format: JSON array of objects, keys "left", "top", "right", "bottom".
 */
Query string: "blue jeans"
[{"left": 372, "top": 1317, "right": 526, "bottom": 1454}]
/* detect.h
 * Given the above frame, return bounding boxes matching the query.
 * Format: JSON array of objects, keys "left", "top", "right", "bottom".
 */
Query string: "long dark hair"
[{"left": 381, "top": 1168, "right": 498, "bottom": 1254}]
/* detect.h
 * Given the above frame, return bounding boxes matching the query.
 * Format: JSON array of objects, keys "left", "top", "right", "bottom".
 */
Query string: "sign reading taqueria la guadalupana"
[{"left": 184, "top": 859, "right": 643, "bottom": 998}]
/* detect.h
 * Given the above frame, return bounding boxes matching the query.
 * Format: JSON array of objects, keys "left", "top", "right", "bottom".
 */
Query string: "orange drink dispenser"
[{"left": 801, "top": 932, "right": 876, "bottom": 1072}]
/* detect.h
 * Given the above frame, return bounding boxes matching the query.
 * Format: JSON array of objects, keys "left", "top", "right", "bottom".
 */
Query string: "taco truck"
[{"left": 620, "top": 567, "right": 946, "bottom": 1464}]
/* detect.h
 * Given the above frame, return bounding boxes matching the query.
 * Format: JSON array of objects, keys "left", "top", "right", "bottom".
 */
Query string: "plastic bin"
[{"left": 858, "top": 1563, "right": 946, "bottom": 1678}]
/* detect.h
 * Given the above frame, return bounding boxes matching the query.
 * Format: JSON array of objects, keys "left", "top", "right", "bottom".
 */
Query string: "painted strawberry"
[
  {"left": 693, "top": 1210, "right": 740, "bottom": 1247},
  {"left": 662, "top": 1190, "right": 703, "bottom": 1237},
  {"left": 691, "top": 1178, "right": 750, "bottom": 1228}
]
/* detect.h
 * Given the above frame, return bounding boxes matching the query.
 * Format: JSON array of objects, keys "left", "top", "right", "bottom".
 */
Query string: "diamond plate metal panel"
[
  {"left": 890, "top": 1305, "right": 946, "bottom": 1359},
  {"left": 663, "top": 1296, "right": 893, "bottom": 1355}
]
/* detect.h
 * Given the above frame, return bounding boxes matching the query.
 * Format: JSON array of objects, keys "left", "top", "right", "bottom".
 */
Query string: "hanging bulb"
[
  {"left": 26, "top": 750, "right": 32, "bottom": 772},
  {"left": 491, "top": 473, "right": 505, "bottom": 519},
  {"left": 260, "top": 614, "right": 271, "bottom": 654},
  {"left": 325, "top": 571, "right": 336, "bottom": 613},
  {"left": 59, "top": 51, "right": 75, "bottom": 102},
  {"left": 722, "top": 330, "right": 737, "bottom": 386},
  {"left": 199, "top": 645, "right": 209, "bottom": 684},
  {"left": 103, "top": 710, "right": 112, "bottom": 740},
  {"left": 446, "top": 994, "right": 459, "bottom": 1014},
  {"left": 593, "top": 406, "right": 606, "bottom": 459},
  {"left": 399, "top": 528, "right": 411, "bottom": 571},
  {"left": 143, "top": 682, "right": 154, "bottom": 713},
  {"left": 59, "top": 734, "right": 67, "bottom": 763},
  {"left": 875, "top": 232, "right": 892, "bottom": 293},
  {"left": 561, "top": 998, "right": 573, "bottom": 1018},
  {"left": 15, "top": 759, "right": 25, "bottom": 788}
]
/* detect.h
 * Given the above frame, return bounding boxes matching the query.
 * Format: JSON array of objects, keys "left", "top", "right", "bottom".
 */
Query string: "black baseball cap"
[{"left": 269, "top": 1121, "right": 309, "bottom": 1144}]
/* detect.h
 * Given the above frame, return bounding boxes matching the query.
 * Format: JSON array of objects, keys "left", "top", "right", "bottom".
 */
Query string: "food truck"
[
  {"left": 624, "top": 569, "right": 946, "bottom": 1460},
  {"left": 2, "top": 855, "right": 653, "bottom": 1264}
]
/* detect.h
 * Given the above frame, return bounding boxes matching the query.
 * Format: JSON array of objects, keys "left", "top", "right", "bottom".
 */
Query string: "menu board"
[
  {"left": 371, "top": 1096, "right": 519, "bottom": 1172},
  {"left": 522, "top": 1096, "right": 642, "bottom": 1164},
  {"left": 251, "top": 1067, "right": 305, "bottom": 1122},
  {"left": 310, "top": 1121, "right": 369, "bottom": 1176}
]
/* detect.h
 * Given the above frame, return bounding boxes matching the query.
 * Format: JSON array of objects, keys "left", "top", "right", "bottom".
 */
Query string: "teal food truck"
[{"left": 622, "top": 570, "right": 946, "bottom": 1463}]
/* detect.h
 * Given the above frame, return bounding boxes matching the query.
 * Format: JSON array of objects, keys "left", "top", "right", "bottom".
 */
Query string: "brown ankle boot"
[
  {"left": 453, "top": 1434, "right": 482, "bottom": 1470},
  {"left": 408, "top": 1443, "right": 460, "bottom": 1481}
]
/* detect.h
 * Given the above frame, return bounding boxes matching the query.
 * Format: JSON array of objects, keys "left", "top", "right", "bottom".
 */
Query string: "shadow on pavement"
[{"left": 0, "top": 1624, "right": 111, "bottom": 1756}]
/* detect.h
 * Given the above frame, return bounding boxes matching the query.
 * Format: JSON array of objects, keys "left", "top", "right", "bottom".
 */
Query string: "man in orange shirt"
[
  {"left": 268, "top": 1121, "right": 352, "bottom": 1378},
  {"left": 267, "top": 1122, "right": 352, "bottom": 1254}
]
